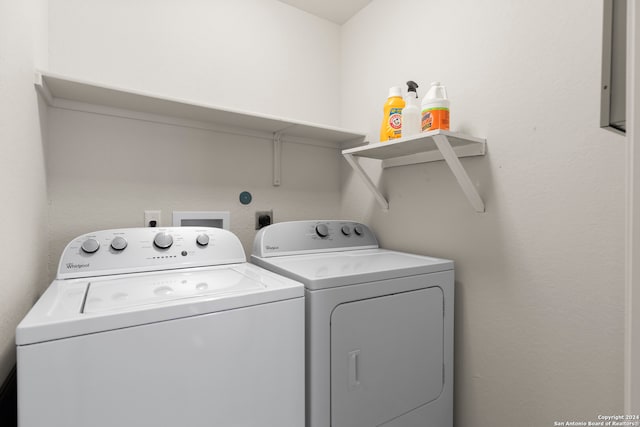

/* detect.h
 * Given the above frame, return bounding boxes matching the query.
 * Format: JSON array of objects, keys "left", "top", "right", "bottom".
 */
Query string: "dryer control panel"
[
  {"left": 58, "top": 227, "right": 246, "bottom": 279},
  {"left": 252, "top": 220, "right": 378, "bottom": 257}
]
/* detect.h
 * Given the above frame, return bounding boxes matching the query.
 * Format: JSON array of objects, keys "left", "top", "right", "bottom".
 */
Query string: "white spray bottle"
[{"left": 401, "top": 81, "right": 420, "bottom": 137}]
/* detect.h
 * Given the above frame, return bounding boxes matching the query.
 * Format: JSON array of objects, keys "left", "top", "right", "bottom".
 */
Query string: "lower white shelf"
[{"left": 342, "top": 130, "right": 486, "bottom": 212}]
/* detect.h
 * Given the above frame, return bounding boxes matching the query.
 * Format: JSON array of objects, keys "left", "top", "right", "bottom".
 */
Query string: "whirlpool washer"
[
  {"left": 17, "top": 227, "right": 304, "bottom": 427},
  {"left": 251, "top": 220, "right": 454, "bottom": 427}
]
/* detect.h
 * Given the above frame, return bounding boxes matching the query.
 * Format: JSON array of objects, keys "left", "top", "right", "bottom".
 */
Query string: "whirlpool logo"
[
  {"left": 265, "top": 245, "right": 279, "bottom": 250},
  {"left": 66, "top": 263, "right": 90, "bottom": 269}
]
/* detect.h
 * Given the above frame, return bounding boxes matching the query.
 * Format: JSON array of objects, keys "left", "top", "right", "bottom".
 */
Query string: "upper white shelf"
[{"left": 34, "top": 71, "right": 367, "bottom": 147}]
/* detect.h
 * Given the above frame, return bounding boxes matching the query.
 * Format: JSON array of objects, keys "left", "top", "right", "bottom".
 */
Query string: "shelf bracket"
[
  {"left": 342, "top": 131, "right": 486, "bottom": 213},
  {"left": 273, "top": 132, "right": 282, "bottom": 187},
  {"left": 432, "top": 134, "right": 485, "bottom": 213},
  {"left": 343, "top": 153, "right": 389, "bottom": 210}
]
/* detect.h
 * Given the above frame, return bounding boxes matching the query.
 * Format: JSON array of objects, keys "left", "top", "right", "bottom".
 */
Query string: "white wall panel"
[
  {"left": 45, "top": 0, "right": 344, "bottom": 277},
  {"left": 46, "top": 107, "right": 342, "bottom": 276},
  {"left": 0, "top": 0, "right": 49, "bottom": 382},
  {"left": 48, "top": 0, "right": 341, "bottom": 126},
  {"left": 340, "top": 0, "right": 626, "bottom": 425}
]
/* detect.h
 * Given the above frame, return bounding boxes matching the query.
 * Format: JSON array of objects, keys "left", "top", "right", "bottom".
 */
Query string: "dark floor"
[{"left": 0, "top": 366, "right": 17, "bottom": 427}]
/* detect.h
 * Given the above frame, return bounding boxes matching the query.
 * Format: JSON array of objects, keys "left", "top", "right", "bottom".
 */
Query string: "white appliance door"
[{"left": 331, "top": 286, "right": 444, "bottom": 427}]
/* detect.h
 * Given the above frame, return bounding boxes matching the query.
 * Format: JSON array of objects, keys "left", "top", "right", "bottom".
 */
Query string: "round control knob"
[
  {"left": 81, "top": 238, "right": 100, "bottom": 254},
  {"left": 341, "top": 225, "right": 352, "bottom": 236},
  {"left": 315, "top": 224, "right": 329, "bottom": 238},
  {"left": 110, "top": 236, "right": 128, "bottom": 251},
  {"left": 354, "top": 225, "right": 364, "bottom": 236},
  {"left": 153, "top": 232, "right": 173, "bottom": 249},
  {"left": 196, "top": 233, "right": 210, "bottom": 246}
]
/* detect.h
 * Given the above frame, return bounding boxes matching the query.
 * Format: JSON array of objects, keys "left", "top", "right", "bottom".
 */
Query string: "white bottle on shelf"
[{"left": 401, "top": 81, "right": 420, "bottom": 138}]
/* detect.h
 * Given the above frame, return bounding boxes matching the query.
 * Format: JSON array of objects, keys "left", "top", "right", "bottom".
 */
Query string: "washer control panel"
[
  {"left": 253, "top": 220, "right": 378, "bottom": 257},
  {"left": 58, "top": 227, "right": 245, "bottom": 279}
]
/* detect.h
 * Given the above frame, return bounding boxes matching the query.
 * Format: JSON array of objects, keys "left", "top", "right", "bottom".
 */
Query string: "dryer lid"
[{"left": 251, "top": 248, "right": 453, "bottom": 290}]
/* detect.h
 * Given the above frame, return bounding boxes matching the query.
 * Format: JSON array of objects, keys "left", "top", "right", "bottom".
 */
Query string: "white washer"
[
  {"left": 251, "top": 220, "right": 454, "bottom": 427},
  {"left": 17, "top": 227, "right": 304, "bottom": 427}
]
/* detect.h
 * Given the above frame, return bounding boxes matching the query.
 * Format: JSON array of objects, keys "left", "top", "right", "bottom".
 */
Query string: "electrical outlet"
[
  {"left": 144, "top": 210, "right": 161, "bottom": 227},
  {"left": 255, "top": 210, "right": 273, "bottom": 230}
]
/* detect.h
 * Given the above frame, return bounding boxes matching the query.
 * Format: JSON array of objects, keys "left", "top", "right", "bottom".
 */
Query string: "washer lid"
[
  {"left": 83, "top": 269, "right": 264, "bottom": 313},
  {"left": 251, "top": 248, "right": 453, "bottom": 290},
  {"left": 16, "top": 263, "right": 303, "bottom": 345}
]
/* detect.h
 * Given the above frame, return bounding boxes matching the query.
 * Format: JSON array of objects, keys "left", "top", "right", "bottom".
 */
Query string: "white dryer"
[
  {"left": 251, "top": 220, "right": 454, "bottom": 427},
  {"left": 17, "top": 227, "right": 304, "bottom": 427}
]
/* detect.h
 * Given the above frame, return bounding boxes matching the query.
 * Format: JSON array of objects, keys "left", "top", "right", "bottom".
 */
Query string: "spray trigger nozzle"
[{"left": 406, "top": 81, "right": 419, "bottom": 98}]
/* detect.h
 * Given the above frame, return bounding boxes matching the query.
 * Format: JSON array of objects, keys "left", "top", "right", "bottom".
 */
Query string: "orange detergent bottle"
[
  {"left": 379, "top": 86, "right": 405, "bottom": 142},
  {"left": 421, "top": 81, "right": 450, "bottom": 131}
]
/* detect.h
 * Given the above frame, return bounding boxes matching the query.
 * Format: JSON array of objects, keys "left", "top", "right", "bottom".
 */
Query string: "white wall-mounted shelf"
[
  {"left": 34, "top": 71, "right": 367, "bottom": 186},
  {"left": 342, "top": 130, "right": 486, "bottom": 212}
]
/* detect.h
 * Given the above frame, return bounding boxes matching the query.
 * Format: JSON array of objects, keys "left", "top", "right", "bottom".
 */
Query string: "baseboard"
[{"left": 0, "top": 365, "right": 17, "bottom": 427}]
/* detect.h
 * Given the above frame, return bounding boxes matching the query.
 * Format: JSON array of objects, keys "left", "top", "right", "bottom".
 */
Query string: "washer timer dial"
[
  {"left": 196, "top": 234, "right": 210, "bottom": 247},
  {"left": 153, "top": 232, "right": 174, "bottom": 249},
  {"left": 110, "top": 236, "right": 128, "bottom": 251}
]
